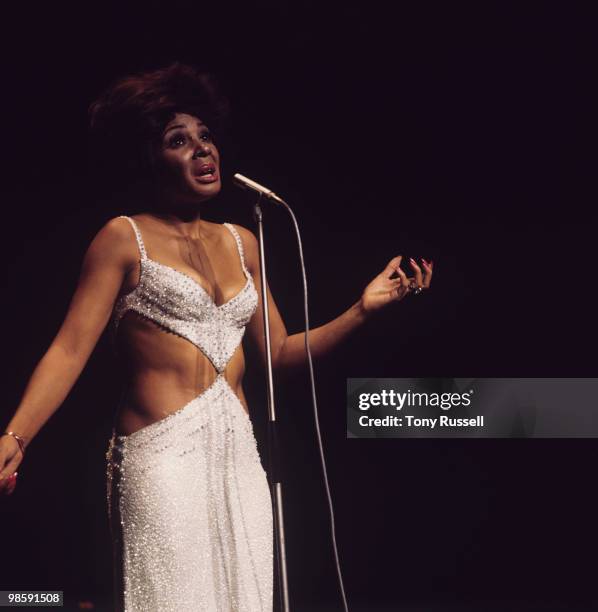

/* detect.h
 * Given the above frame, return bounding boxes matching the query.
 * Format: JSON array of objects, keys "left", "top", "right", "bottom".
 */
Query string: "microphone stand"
[{"left": 253, "top": 194, "right": 291, "bottom": 612}]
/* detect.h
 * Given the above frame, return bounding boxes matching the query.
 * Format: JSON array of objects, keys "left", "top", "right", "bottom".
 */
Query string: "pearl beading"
[
  {"left": 110, "top": 216, "right": 259, "bottom": 373},
  {"left": 104, "top": 216, "right": 272, "bottom": 611}
]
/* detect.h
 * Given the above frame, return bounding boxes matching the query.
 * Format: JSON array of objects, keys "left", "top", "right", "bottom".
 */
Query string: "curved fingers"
[
  {"left": 420, "top": 258, "right": 434, "bottom": 288},
  {"left": 393, "top": 265, "right": 412, "bottom": 300},
  {"left": 384, "top": 255, "right": 403, "bottom": 279},
  {"left": 408, "top": 257, "right": 424, "bottom": 288}
]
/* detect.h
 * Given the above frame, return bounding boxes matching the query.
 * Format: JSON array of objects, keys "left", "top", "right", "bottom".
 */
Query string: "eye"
[
  {"left": 200, "top": 130, "right": 213, "bottom": 142},
  {"left": 167, "top": 133, "right": 186, "bottom": 148}
]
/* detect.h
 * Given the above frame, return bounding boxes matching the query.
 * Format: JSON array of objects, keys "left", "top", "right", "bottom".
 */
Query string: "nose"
[{"left": 192, "top": 141, "right": 211, "bottom": 159}]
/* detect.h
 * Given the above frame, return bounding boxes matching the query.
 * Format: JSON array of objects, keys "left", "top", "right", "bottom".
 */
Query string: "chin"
[
  {"left": 186, "top": 185, "right": 221, "bottom": 203},
  {"left": 197, "top": 183, "right": 221, "bottom": 197}
]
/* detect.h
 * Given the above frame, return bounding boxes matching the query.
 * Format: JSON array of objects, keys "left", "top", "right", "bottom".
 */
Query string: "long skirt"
[{"left": 105, "top": 373, "right": 273, "bottom": 611}]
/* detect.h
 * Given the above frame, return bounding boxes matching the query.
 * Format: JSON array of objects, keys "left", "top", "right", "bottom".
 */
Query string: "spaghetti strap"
[
  {"left": 118, "top": 215, "right": 147, "bottom": 260},
  {"left": 223, "top": 222, "right": 251, "bottom": 279}
]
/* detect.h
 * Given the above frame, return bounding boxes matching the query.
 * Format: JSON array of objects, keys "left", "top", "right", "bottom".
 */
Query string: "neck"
[{"left": 146, "top": 190, "right": 207, "bottom": 238}]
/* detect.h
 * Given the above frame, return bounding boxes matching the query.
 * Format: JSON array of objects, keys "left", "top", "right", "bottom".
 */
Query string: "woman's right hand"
[{"left": 0, "top": 436, "right": 24, "bottom": 496}]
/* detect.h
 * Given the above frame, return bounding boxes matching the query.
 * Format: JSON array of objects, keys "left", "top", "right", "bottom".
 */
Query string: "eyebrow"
[{"left": 163, "top": 121, "right": 205, "bottom": 135}]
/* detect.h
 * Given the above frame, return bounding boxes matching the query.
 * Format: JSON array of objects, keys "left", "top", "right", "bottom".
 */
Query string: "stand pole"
[{"left": 253, "top": 195, "right": 291, "bottom": 612}]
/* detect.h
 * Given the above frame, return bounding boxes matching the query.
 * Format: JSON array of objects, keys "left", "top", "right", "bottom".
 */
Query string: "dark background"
[{"left": 1, "top": 1, "right": 596, "bottom": 610}]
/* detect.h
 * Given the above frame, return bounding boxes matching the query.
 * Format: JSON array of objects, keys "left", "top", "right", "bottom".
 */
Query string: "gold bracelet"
[{"left": 1, "top": 431, "right": 27, "bottom": 456}]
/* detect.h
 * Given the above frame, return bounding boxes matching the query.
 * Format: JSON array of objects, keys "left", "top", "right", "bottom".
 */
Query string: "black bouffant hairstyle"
[{"left": 88, "top": 62, "right": 230, "bottom": 186}]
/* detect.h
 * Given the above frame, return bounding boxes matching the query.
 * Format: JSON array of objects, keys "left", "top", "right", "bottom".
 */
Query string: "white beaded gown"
[{"left": 104, "top": 216, "right": 273, "bottom": 611}]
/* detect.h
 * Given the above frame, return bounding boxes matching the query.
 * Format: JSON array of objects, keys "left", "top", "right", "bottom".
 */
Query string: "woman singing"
[{"left": 0, "top": 62, "right": 433, "bottom": 611}]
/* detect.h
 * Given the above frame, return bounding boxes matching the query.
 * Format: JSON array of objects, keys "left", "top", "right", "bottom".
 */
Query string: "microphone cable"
[{"left": 275, "top": 196, "right": 351, "bottom": 612}]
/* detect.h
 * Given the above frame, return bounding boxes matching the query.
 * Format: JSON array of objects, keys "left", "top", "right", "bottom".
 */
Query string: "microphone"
[{"left": 232, "top": 173, "right": 285, "bottom": 205}]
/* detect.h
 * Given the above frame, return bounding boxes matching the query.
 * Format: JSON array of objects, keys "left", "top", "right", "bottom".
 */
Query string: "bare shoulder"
[
  {"left": 85, "top": 216, "right": 138, "bottom": 269},
  {"left": 226, "top": 223, "right": 258, "bottom": 272},
  {"left": 226, "top": 223, "right": 257, "bottom": 249}
]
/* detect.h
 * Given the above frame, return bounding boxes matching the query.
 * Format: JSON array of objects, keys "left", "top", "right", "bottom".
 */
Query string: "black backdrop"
[{"left": 1, "top": 2, "right": 596, "bottom": 611}]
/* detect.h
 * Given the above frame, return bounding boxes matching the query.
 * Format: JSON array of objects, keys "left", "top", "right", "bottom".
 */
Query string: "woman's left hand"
[{"left": 359, "top": 255, "right": 433, "bottom": 316}]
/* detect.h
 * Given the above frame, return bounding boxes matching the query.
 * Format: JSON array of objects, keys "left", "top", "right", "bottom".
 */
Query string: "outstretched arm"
[
  {"left": 0, "top": 217, "right": 135, "bottom": 481},
  {"left": 236, "top": 225, "right": 433, "bottom": 374}
]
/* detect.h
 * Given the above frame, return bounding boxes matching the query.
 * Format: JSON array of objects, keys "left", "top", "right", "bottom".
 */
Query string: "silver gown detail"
[{"left": 105, "top": 216, "right": 273, "bottom": 611}]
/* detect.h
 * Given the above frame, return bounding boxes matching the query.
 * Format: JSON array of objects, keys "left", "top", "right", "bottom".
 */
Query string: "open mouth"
[{"left": 193, "top": 165, "right": 218, "bottom": 182}]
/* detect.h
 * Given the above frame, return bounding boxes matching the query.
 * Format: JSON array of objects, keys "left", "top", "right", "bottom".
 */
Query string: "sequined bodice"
[{"left": 111, "top": 216, "right": 258, "bottom": 373}]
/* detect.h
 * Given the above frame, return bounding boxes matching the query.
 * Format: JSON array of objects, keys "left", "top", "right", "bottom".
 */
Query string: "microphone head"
[
  {"left": 232, "top": 172, "right": 285, "bottom": 205},
  {"left": 233, "top": 173, "right": 266, "bottom": 193},
  {"left": 232, "top": 173, "right": 251, "bottom": 189}
]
